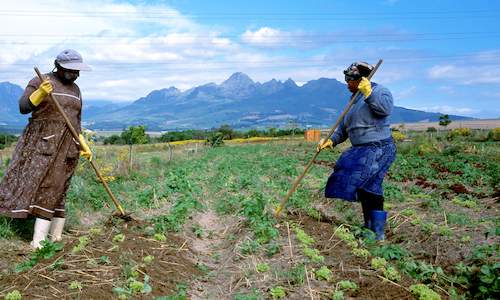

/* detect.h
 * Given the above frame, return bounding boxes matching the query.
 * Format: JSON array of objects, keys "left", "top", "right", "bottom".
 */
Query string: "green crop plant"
[
  {"left": 69, "top": 280, "right": 83, "bottom": 291},
  {"left": 5, "top": 290, "right": 22, "bottom": 300},
  {"left": 351, "top": 248, "right": 370, "bottom": 259},
  {"left": 383, "top": 266, "right": 401, "bottom": 282},
  {"left": 334, "top": 226, "right": 356, "bottom": 243},
  {"left": 113, "top": 275, "right": 152, "bottom": 297},
  {"left": 438, "top": 225, "right": 452, "bottom": 237},
  {"left": 293, "top": 226, "right": 315, "bottom": 246},
  {"left": 89, "top": 227, "right": 102, "bottom": 236},
  {"left": 113, "top": 233, "right": 126, "bottom": 243},
  {"left": 315, "top": 266, "right": 332, "bottom": 281},
  {"left": 337, "top": 280, "right": 358, "bottom": 291},
  {"left": 400, "top": 208, "right": 417, "bottom": 217},
  {"left": 154, "top": 233, "right": 167, "bottom": 242},
  {"left": 256, "top": 262, "right": 270, "bottom": 273},
  {"left": 451, "top": 197, "right": 477, "bottom": 209},
  {"left": 303, "top": 246, "right": 324, "bottom": 263},
  {"left": 371, "top": 257, "right": 388, "bottom": 271},
  {"left": 269, "top": 286, "right": 286, "bottom": 299},
  {"left": 371, "top": 244, "right": 409, "bottom": 261},
  {"left": 143, "top": 255, "right": 154, "bottom": 264},
  {"left": 409, "top": 284, "right": 441, "bottom": 300}
]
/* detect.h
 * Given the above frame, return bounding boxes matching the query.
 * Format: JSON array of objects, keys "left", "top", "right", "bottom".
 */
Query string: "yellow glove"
[
  {"left": 78, "top": 134, "right": 92, "bottom": 161},
  {"left": 29, "top": 79, "right": 53, "bottom": 106},
  {"left": 358, "top": 77, "right": 372, "bottom": 98},
  {"left": 317, "top": 138, "right": 334, "bottom": 152}
]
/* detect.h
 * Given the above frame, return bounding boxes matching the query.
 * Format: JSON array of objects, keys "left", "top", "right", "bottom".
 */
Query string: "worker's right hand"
[
  {"left": 78, "top": 134, "right": 93, "bottom": 161},
  {"left": 29, "top": 79, "right": 53, "bottom": 106},
  {"left": 317, "top": 138, "right": 334, "bottom": 152}
]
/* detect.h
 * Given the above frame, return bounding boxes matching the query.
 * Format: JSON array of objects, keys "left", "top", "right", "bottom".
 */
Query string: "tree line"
[{"left": 101, "top": 125, "right": 305, "bottom": 145}]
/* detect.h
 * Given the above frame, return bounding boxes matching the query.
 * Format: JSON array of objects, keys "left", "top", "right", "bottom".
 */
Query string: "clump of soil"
[
  {"left": 314, "top": 160, "right": 336, "bottom": 168},
  {"left": 415, "top": 176, "right": 438, "bottom": 189},
  {"left": 449, "top": 183, "right": 469, "bottom": 194},
  {"left": 0, "top": 220, "right": 200, "bottom": 299}
]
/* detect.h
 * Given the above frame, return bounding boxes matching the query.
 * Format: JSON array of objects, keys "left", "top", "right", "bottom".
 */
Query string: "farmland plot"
[{"left": 0, "top": 134, "right": 498, "bottom": 299}]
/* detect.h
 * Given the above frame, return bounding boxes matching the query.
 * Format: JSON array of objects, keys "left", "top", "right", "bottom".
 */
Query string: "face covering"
[{"left": 61, "top": 71, "right": 79, "bottom": 84}]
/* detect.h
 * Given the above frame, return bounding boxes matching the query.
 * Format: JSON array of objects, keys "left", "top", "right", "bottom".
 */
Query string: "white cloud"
[
  {"left": 241, "top": 27, "right": 288, "bottom": 48},
  {"left": 428, "top": 51, "right": 500, "bottom": 84},
  {"left": 394, "top": 86, "right": 417, "bottom": 99},
  {"left": 411, "top": 105, "right": 479, "bottom": 116}
]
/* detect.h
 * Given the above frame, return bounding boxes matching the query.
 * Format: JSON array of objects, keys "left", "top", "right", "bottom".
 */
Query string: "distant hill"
[{"left": 1, "top": 74, "right": 473, "bottom": 131}]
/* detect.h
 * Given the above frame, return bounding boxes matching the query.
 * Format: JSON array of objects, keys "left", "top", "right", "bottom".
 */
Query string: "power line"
[
  {"left": 0, "top": 10, "right": 498, "bottom": 20},
  {"left": 0, "top": 31, "right": 496, "bottom": 38},
  {"left": 2, "top": 53, "right": 499, "bottom": 69},
  {"left": 1, "top": 35, "right": 499, "bottom": 46}
]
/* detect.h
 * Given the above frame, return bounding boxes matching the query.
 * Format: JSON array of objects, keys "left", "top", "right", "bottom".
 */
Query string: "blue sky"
[{"left": 1, "top": 0, "right": 499, "bottom": 118}]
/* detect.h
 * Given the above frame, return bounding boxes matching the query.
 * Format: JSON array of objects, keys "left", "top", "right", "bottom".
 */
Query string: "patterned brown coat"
[{"left": 0, "top": 73, "right": 82, "bottom": 220}]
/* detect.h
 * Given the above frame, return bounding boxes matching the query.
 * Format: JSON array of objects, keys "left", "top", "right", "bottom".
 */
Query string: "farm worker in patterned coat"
[
  {"left": 0, "top": 49, "right": 92, "bottom": 248},
  {"left": 317, "top": 61, "right": 396, "bottom": 240}
]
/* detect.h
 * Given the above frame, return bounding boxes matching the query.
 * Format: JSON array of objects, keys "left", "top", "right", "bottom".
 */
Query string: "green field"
[{"left": 0, "top": 131, "right": 499, "bottom": 299}]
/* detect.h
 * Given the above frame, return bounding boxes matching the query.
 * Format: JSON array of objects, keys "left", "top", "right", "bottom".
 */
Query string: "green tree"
[
  {"left": 439, "top": 114, "right": 452, "bottom": 128},
  {"left": 121, "top": 125, "right": 149, "bottom": 145},
  {"left": 218, "top": 124, "right": 234, "bottom": 140}
]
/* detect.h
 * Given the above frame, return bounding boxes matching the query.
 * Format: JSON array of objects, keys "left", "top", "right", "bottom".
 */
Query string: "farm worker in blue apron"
[{"left": 317, "top": 61, "right": 396, "bottom": 240}]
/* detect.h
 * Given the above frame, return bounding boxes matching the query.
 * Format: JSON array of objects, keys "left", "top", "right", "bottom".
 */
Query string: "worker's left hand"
[
  {"left": 317, "top": 138, "right": 334, "bottom": 152},
  {"left": 78, "top": 134, "right": 92, "bottom": 161},
  {"left": 358, "top": 77, "right": 372, "bottom": 98}
]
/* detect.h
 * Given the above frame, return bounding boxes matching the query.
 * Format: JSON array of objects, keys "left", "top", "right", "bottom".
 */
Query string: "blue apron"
[{"left": 325, "top": 138, "right": 396, "bottom": 201}]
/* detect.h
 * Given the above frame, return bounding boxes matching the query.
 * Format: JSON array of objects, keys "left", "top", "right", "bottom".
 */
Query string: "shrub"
[
  {"left": 488, "top": 127, "right": 500, "bottom": 141},
  {"left": 392, "top": 131, "right": 406, "bottom": 142}
]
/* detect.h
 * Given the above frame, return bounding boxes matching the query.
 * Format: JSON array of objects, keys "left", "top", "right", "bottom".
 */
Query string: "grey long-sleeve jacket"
[{"left": 331, "top": 82, "right": 393, "bottom": 146}]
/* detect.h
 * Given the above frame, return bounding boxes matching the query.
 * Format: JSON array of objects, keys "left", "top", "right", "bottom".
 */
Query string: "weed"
[
  {"left": 332, "top": 290, "right": 344, "bottom": 300},
  {"left": 287, "top": 264, "right": 305, "bottom": 285},
  {"left": 15, "top": 240, "right": 63, "bottom": 273},
  {"left": 156, "top": 283, "right": 188, "bottom": 300},
  {"left": 234, "top": 289, "right": 264, "bottom": 300},
  {"left": 265, "top": 243, "right": 280, "bottom": 257},
  {"left": 240, "top": 239, "right": 260, "bottom": 255},
  {"left": 191, "top": 224, "right": 204, "bottom": 238}
]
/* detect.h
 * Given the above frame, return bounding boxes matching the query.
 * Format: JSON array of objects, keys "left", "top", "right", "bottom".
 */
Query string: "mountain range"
[{"left": 1, "top": 73, "right": 472, "bottom": 131}]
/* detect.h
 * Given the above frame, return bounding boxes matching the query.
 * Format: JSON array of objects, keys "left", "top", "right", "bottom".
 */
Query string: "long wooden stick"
[
  {"left": 34, "top": 67, "right": 127, "bottom": 217},
  {"left": 274, "top": 59, "right": 383, "bottom": 217}
]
